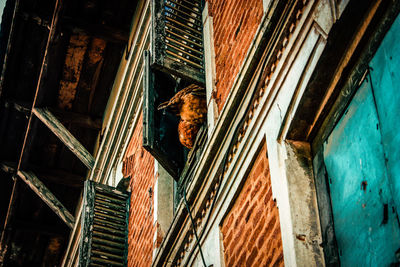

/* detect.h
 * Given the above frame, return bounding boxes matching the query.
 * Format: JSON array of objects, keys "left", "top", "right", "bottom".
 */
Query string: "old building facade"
[{"left": 1, "top": 0, "right": 399, "bottom": 266}]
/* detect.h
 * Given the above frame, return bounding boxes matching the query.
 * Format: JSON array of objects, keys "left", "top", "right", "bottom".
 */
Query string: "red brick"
[
  {"left": 271, "top": 253, "right": 284, "bottom": 267},
  {"left": 228, "top": 223, "right": 245, "bottom": 253},
  {"left": 221, "top": 144, "right": 283, "bottom": 267},
  {"left": 252, "top": 206, "right": 264, "bottom": 227},
  {"left": 237, "top": 251, "right": 247, "bottom": 266},
  {"left": 237, "top": 200, "right": 250, "bottom": 223},
  {"left": 223, "top": 230, "right": 233, "bottom": 248},
  {"left": 245, "top": 205, "right": 255, "bottom": 222},
  {"left": 208, "top": 0, "right": 264, "bottom": 112},
  {"left": 246, "top": 247, "right": 258, "bottom": 267},
  {"left": 223, "top": 214, "right": 234, "bottom": 234},
  {"left": 264, "top": 187, "right": 273, "bottom": 205},
  {"left": 251, "top": 180, "right": 263, "bottom": 199},
  {"left": 257, "top": 228, "right": 268, "bottom": 249},
  {"left": 124, "top": 115, "right": 155, "bottom": 267}
]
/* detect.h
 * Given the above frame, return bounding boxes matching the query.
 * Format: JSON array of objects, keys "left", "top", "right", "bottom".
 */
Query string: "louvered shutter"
[
  {"left": 143, "top": 50, "right": 187, "bottom": 180},
  {"left": 79, "top": 181, "right": 129, "bottom": 267},
  {"left": 151, "top": 0, "right": 205, "bottom": 84}
]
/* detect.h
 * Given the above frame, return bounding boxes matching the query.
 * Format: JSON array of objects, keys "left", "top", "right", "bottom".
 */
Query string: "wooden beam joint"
[
  {"left": 33, "top": 107, "right": 95, "bottom": 169},
  {"left": 17, "top": 170, "right": 75, "bottom": 228}
]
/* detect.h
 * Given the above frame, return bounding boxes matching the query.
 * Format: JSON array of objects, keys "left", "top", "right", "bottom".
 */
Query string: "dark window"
[
  {"left": 143, "top": 0, "right": 206, "bottom": 181},
  {"left": 79, "top": 181, "right": 129, "bottom": 267},
  {"left": 143, "top": 51, "right": 190, "bottom": 180}
]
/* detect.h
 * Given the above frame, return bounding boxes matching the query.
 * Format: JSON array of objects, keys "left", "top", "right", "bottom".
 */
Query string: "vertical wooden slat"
[
  {"left": 79, "top": 181, "right": 95, "bottom": 267},
  {"left": 79, "top": 181, "right": 129, "bottom": 266},
  {"left": 151, "top": 0, "right": 205, "bottom": 84}
]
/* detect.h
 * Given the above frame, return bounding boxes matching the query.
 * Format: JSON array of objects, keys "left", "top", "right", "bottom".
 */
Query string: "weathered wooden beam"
[
  {"left": 51, "top": 108, "right": 102, "bottom": 130},
  {"left": 61, "top": 16, "right": 129, "bottom": 44},
  {"left": 5, "top": 100, "right": 102, "bottom": 130},
  {"left": 16, "top": 170, "right": 75, "bottom": 229},
  {"left": 32, "top": 166, "right": 85, "bottom": 188},
  {"left": 16, "top": 0, "right": 62, "bottom": 171},
  {"left": 1, "top": 161, "right": 85, "bottom": 187},
  {"left": 33, "top": 107, "right": 95, "bottom": 169}
]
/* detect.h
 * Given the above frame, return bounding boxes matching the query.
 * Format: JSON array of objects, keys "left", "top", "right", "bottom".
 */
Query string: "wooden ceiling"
[{"left": 0, "top": 0, "right": 137, "bottom": 265}]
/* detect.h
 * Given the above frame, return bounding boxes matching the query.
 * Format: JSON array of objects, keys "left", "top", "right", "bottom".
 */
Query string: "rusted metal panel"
[{"left": 323, "top": 78, "right": 400, "bottom": 265}]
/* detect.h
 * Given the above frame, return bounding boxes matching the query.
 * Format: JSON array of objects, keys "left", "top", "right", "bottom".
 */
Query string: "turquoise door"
[
  {"left": 322, "top": 14, "right": 400, "bottom": 266},
  {"left": 369, "top": 15, "right": 400, "bottom": 214}
]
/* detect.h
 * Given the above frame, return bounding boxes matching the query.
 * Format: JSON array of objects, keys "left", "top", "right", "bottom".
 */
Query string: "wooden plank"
[
  {"left": 79, "top": 180, "right": 95, "bottom": 267},
  {"left": 17, "top": 170, "right": 75, "bottom": 229},
  {"left": 33, "top": 107, "right": 95, "bottom": 169},
  {"left": 16, "top": 0, "right": 63, "bottom": 171},
  {"left": 61, "top": 16, "right": 129, "bottom": 44},
  {"left": 151, "top": 0, "right": 205, "bottom": 84},
  {"left": 6, "top": 100, "right": 102, "bottom": 130},
  {"left": 79, "top": 181, "right": 129, "bottom": 267}
]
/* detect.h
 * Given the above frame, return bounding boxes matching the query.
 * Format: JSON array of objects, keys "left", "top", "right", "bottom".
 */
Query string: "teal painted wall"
[{"left": 322, "top": 14, "right": 400, "bottom": 266}]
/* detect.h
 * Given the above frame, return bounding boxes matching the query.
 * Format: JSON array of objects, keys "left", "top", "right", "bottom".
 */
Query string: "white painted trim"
[
  {"left": 263, "top": 0, "right": 273, "bottom": 13},
  {"left": 61, "top": 1, "right": 150, "bottom": 264},
  {"left": 89, "top": 1, "right": 150, "bottom": 185},
  {"left": 202, "top": 2, "right": 218, "bottom": 136}
]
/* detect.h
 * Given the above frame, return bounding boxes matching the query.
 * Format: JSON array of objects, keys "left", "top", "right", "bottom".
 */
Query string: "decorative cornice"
[
  {"left": 225, "top": 2, "right": 307, "bottom": 174},
  {"left": 152, "top": 0, "right": 311, "bottom": 266}
]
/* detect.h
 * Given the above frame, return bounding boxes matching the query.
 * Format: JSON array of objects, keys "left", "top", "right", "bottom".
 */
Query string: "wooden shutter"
[
  {"left": 143, "top": 50, "right": 187, "bottom": 180},
  {"left": 79, "top": 181, "right": 129, "bottom": 267},
  {"left": 151, "top": 0, "right": 205, "bottom": 84}
]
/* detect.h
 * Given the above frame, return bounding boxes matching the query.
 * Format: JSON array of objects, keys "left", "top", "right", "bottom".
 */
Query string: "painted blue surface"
[
  {"left": 369, "top": 14, "right": 400, "bottom": 214},
  {"left": 322, "top": 14, "right": 400, "bottom": 266},
  {"left": 323, "top": 79, "right": 400, "bottom": 266}
]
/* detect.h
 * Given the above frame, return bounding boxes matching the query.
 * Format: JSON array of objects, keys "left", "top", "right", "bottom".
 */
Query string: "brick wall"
[
  {"left": 221, "top": 144, "right": 284, "bottom": 267},
  {"left": 123, "top": 115, "right": 155, "bottom": 267},
  {"left": 207, "top": 0, "right": 263, "bottom": 112}
]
